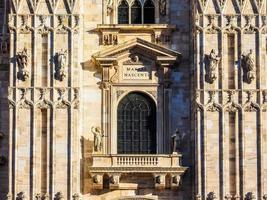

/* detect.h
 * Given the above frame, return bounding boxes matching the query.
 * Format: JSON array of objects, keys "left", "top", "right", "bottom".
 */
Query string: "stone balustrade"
[{"left": 88, "top": 154, "right": 187, "bottom": 190}]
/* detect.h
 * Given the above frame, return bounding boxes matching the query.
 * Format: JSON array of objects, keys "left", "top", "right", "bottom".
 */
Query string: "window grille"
[{"left": 117, "top": 92, "right": 156, "bottom": 154}]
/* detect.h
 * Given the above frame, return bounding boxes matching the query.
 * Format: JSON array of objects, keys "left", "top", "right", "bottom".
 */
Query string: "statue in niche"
[
  {"left": 16, "top": 48, "right": 30, "bottom": 81},
  {"left": 106, "top": 0, "right": 113, "bottom": 15},
  {"left": 204, "top": 49, "right": 220, "bottom": 84},
  {"left": 171, "top": 128, "right": 185, "bottom": 153},
  {"left": 91, "top": 126, "right": 104, "bottom": 152},
  {"left": 241, "top": 49, "right": 255, "bottom": 84},
  {"left": 159, "top": 0, "right": 167, "bottom": 16},
  {"left": 55, "top": 49, "right": 67, "bottom": 81}
]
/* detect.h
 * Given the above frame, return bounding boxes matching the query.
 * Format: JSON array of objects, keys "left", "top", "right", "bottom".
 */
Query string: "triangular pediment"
[{"left": 92, "top": 38, "right": 182, "bottom": 64}]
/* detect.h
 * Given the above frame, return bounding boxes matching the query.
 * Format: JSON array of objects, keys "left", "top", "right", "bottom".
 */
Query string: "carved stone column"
[
  {"left": 157, "top": 58, "right": 177, "bottom": 153},
  {"left": 96, "top": 58, "right": 117, "bottom": 154}
]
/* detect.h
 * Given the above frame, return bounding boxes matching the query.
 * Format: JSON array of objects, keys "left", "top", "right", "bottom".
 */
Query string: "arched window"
[
  {"left": 118, "top": 0, "right": 129, "bottom": 24},
  {"left": 144, "top": 0, "right": 155, "bottom": 24},
  {"left": 131, "top": 0, "right": 142, "bottom": 24},
  {"left": 117, "top": 92, "right": 156, "bottom": 154}
]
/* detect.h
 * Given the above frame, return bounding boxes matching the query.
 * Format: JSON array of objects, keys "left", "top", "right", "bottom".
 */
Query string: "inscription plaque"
[{"left": 122, "top": 65, "right": 151, "bottom": 80}]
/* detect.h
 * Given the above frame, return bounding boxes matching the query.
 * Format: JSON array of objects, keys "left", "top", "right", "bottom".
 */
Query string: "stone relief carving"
[
  {"left": 172, "top": 175, "right": 180, "bottom": 185},
  {"left": 110, "top": 175, "right": 119, "bottom": 184},
  {"left": 72, "top": 88, "right": 80, "bottom": 109},
  {"left": 16, "top": 192, "right": 26, "bottom": 200},
  {"left": 206, "top": 15, "right": 220, "bottom": 34},
  {"left": 204, "top": 49, "right": 220, "bottom": 84},
  {"left": 55, "top": 88, "right": 70, "bottom": 109},
  {"left": 91, "top": 126, "right": 104, "bottom": 152},
  {"left": 245, "top": 192, "right": 256, "bottom": 200},
  {"left": 35, "top": 193, "right": 41, "bottom": 200},
  {"left": 224, "top": 15, "right": 239, "bottom": 34},
  {"left": 55, "top": 49, "right": 67, "bottom": 81},
  {"left": 56, "top": 15, "right": 69, "bottom": 34},
  {"left": 159, "top": 0, "right": 167, "bottom": 16},
  {"left": 19, "top": 15, "right": 33, "bottom": 34},
  {"left": 37, "top": 15, "right": 51, "bottom": 35},
  {"left": 206, "top": 91, "right": 221, "bottom": 112},
  {"left": 36, "top": 88, "right": 51, "bottom": 109},
  {"left": 155, "top": 175, "right": 164, "bottom": 184},
  {"left": 206, "top": 192, "right": 217, "bottom": 200},
  {"left": 93, "top": 175, "right": 102, "bottom": 184},
  {"left": 110, "top": 65, "right": 119, "bottom": 83},
  {"left": 241, "top": 49, "right": 255, "bottom": 84},
  {"left": 243, "top": 16, "right": 257, "bottom": 34},
  {"left": 54, "top": 192, "right": 64, "bottom": 200},
  {"left": 72, "top": 193, "right": 80, "bottom": 200},
  {"left": 17, "top": 88, "right": 33, "bottom": 109},
  {"left": 103, "top": 34, "right": 118, "bottom": 45},
  {"left": 224, "top": 194, "right": 232, "bottom": 200},
  {"left": 244, "top": 91, "right": 259, "bottom": 112},
  {"left": 16, "top": 48, "right": 30, "bottom": 81}
]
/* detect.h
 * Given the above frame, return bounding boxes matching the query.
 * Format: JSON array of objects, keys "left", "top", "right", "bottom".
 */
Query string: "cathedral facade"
[{"left": 0, "top": 0, "right": 267, "bottom": 199}]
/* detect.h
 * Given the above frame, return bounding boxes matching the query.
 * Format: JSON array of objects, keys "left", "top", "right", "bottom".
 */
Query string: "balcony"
[{"left": 88, "top": 154, "right": 187, "bottom": 190}]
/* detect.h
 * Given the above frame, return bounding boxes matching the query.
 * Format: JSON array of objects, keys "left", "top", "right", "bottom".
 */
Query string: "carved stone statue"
[
  {"left": 242, "top": 49, "right": 255, "bottom": 84},
  {"left": 106, "top": 0, "right": 113, "bottom": 15},
  {"left": 171, "top": 128, "right": 183, "bottom": 153},
  {"left": 55, "top": 49, "right": 67, "bottom": 81},
  {"left": 205, "top": 49, "right": 220, "bottom": 84},
  {"left": 159, "top": 0, "right": 167, "bottom": 16},
  {"left": 16, "top": 48, "right": 29, "bottom": 81},
  {"left": 91, "top": 126, "right": 104, "bottom": 152}
]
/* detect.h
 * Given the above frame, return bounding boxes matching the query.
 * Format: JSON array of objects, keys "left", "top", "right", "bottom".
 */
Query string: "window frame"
[{"left": 117, "top": 0, "right": 156, "bottom": 25}]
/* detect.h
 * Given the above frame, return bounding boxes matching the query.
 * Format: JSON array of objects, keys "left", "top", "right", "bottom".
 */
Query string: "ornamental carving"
[
  {"left": 55, "top": 88, "right": 70, "bottom": 109},
  {"left": 206, "top": 16, "right": 220, "bottom": 34},
  {"left": 93, "top": 175, "right": 102, "bottom": 183},
  {"left": 244, "top": 91, "right": 259, "bottom": 112},
  {"left": 55, "top": 49, "right": 67, "bottom": 81},
  {"left": 224, "top": 15, "right": 239, "bottom": 34},
  {"left": 17, "top": 88, "right": 33, "bottom": 109},
  {"left": 204, "top": 49, "right": 220, "bottom": 84},
  {"left": 207, "top": 192, "right": 217, "bottom": 200},
  {"left": 155, "top": 175, "right": 164, "bottom": 184},
  {"left": 16, "top": 48, "right": 30, "bottom": 81},
  {"left": 241, "top": 50, "right": 255, "bottom": 84},
  {"left": 91, "top": 126, "right": 104, "bottom": 152},
  {"left": 110, "top": 175, "right": 120, "bottom": 184},
  {"left": 103, "top": 34, "right": 118, "bottom": 45},
  {"left": 172, "top": 175, "right": 181, "bottom": 185},
  {"left": 19, "top": 15, "right": 33, "bottom": 34},
  {"left": 72, "top": 88, "right": 80, "bottom": 109},
  {"left": 16, "top": 192, "right": 26, "bottom": 200},
  {"left": 245, "top": 192, "right": 255, "bottom": 200},
  {"left": 159, "top": 0, "right": 167, "bottom": 16},
  {"left": 37, "top": 15, "right": 51, "bottom": 35},
  {"left": 72, "top": 193, "right": 80, "bottom": 200},
  {"left": 224, "top": 194, "right": 232, "bottom": 200},
  {"left": 36, "top": 88, "right": 51, "bottom": 109},
  {"left": 56, "top": 16, "right": 69, "bottom": 34},
  {"left": 54, "top": 192, "right": 64, "bottom": 200},
  {"left": 243, "top": 16, "right": 257, "bottom": 34}
]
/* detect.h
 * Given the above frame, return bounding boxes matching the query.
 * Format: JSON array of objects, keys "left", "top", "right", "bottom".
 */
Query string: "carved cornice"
[{"left": 8, "top": 87, "right": 79, "bottom": 109}]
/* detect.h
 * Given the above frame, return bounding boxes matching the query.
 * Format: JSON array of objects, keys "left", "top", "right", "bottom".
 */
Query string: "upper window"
[
  {"left": 144, "top": 0, "right": 155, "bottom": 24},
  {"left": 118, "top": 0, "right": 155, "bottom": 24},
  {"left": 118, "top": 0, "right": 129, "bottom": 24}
]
